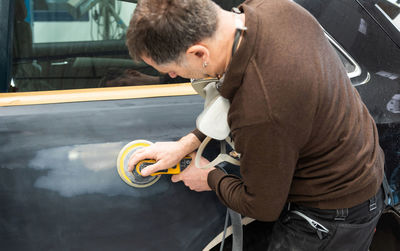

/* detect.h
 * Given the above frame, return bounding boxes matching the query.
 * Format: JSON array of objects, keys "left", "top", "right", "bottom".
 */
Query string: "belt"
[{"left": 286, "top": 187, "right": 383, "bottom": 222}]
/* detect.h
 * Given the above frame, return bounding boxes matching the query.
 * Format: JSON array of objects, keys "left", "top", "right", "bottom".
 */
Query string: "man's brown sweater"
[{"left": 196, "top": 0, "right": 384, "bottom": 221}]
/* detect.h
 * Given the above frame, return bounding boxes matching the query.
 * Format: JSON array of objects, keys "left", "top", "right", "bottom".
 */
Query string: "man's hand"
[
  {"left": 171, "top": 152, "right": 215, "bottom": 192},
  {"left": 127, "top": 133, "right": 201, "bottom": 176},
  {"left": 128, "top": 141, "right": 185, "bottom": 175}
]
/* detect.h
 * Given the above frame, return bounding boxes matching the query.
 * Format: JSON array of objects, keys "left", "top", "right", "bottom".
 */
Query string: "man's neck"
[{"left": 207, "top": 9, "right": 245, "bottom": 78}]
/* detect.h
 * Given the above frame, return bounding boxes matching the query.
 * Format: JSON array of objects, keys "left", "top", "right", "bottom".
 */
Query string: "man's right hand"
[{"left": 127, "top": 133, "right": 201, "bottom": 176}]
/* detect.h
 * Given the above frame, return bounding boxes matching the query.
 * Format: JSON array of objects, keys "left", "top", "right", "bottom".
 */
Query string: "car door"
[{"left": 0, "top": 1, "right": 239, "bottom": 250}]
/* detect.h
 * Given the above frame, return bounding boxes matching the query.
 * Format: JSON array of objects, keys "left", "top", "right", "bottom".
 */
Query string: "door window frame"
[{"left": 0, "top": 0, "right": 14, "bottom": 92}]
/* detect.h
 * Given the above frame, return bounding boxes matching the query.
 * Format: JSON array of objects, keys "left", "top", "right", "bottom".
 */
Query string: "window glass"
[
  {"left": 376, "top": 0, "right": 400, "bottom": 31},
  {"left": 32, "top": 0, "right": 130, "bottom": 43},
  {"left": 11, "top": 0, "right": 187, "bottom": 92}
]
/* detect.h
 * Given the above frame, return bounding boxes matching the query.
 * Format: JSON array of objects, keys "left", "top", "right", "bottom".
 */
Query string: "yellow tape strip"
[{"left": 0, "top": 83, "right": 197, "bottom": 107}]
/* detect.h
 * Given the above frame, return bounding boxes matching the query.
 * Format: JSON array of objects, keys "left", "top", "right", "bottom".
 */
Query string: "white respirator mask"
[
  {"left": 191, "top": 78, "right": 240, "bottom": 169},
  {"left": 192, "top": 78, "right": 231, "bottom": 140}
]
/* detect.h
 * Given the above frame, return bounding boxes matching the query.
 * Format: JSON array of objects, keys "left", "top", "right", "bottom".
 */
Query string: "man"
[{"left": 125, "top": 0, "right": 385, "bottom": 250}]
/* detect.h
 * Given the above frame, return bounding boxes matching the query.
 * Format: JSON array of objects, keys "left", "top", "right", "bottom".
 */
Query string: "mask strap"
[
  {"left": 231, "top": 8, "right": 247, "bottom": 56},
  {"left": 195, "top": 136, "right": 240, "bottom": 170},
  {"left": 232, "top": 29, "right": 242, "bottom": 56}
]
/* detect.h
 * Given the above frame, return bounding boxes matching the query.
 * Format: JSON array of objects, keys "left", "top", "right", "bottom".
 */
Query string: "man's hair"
[{"left": 126, "top": 0, "right": 218, "bottom": 64}]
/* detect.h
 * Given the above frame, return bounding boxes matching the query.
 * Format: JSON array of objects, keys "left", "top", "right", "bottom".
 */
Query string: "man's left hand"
[{"left": 171, "top": 152, "right": 215, "bottom": 192}]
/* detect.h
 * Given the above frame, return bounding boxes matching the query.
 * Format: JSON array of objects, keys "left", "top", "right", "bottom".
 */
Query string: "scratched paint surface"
[{"left": 0, "top": 96, "right": 227, "bottom": 250}]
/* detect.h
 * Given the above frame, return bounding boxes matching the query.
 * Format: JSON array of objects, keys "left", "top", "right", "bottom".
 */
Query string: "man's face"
[{"left": 142, "top": 55, "right": 209, "bottom": 79}]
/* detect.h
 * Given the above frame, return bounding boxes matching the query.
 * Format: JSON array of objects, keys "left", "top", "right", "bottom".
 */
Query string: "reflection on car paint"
[
  {"left": 51, "top": 61, "right": 69, "bottom": 66},
  {"left": 30, "top": 142, "right": 170, "bottom": 197},
  {"left": 359, "top": 18, "right": 368, "bottom": 35},
  {"left": 376, "top": 71, "right": 400, "bottom": 80},
  {"left": 387, "top": 94, "right": 400, "bottom": 113}
]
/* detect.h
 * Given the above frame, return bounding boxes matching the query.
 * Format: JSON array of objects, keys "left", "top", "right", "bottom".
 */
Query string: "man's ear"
[{"left": 186, "top": 44, "right": 210, "bottom": 62}]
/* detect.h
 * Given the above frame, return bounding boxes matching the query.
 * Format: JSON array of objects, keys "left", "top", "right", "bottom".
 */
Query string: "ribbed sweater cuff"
[
  {"left": 191, "top": 128, "right": 207, "bottom": 142},
  {"left": 207, "top": 168, "right": 226, "bottom": 191}
]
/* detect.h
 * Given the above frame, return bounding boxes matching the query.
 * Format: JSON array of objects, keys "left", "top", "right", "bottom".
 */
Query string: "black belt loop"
[
  {"left": 334, "top": 208, "right": 348, "bottom": 221},
  {"left": 369, "top": 195, "right": 377, "bottom": 211}
]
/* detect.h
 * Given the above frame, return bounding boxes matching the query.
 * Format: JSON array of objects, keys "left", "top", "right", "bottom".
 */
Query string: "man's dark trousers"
[{"left": 267, "top": 188, "right": 384, "bottom": 251}]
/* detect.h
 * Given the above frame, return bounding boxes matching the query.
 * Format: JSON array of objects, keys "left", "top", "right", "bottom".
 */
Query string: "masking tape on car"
[{"left": 0, "top": 83, "right": 197, "bottom": 107}]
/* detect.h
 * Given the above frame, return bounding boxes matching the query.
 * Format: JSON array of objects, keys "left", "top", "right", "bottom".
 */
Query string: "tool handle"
[{"left": 136, "top": 157, "right": 192, "bottom": 176}]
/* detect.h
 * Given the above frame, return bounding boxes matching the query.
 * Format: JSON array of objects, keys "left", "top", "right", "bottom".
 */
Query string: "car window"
[
  {"left": 376, "top": 0, "right": 400, "bottom": 32},
  {"left": 11, "top": 0, "right": 187, "bottom": 92}
]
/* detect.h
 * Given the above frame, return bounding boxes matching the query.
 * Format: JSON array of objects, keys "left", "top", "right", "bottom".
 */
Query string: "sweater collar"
[{"left": 219, "top": 3, "right": 259, "bottom": 101}]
